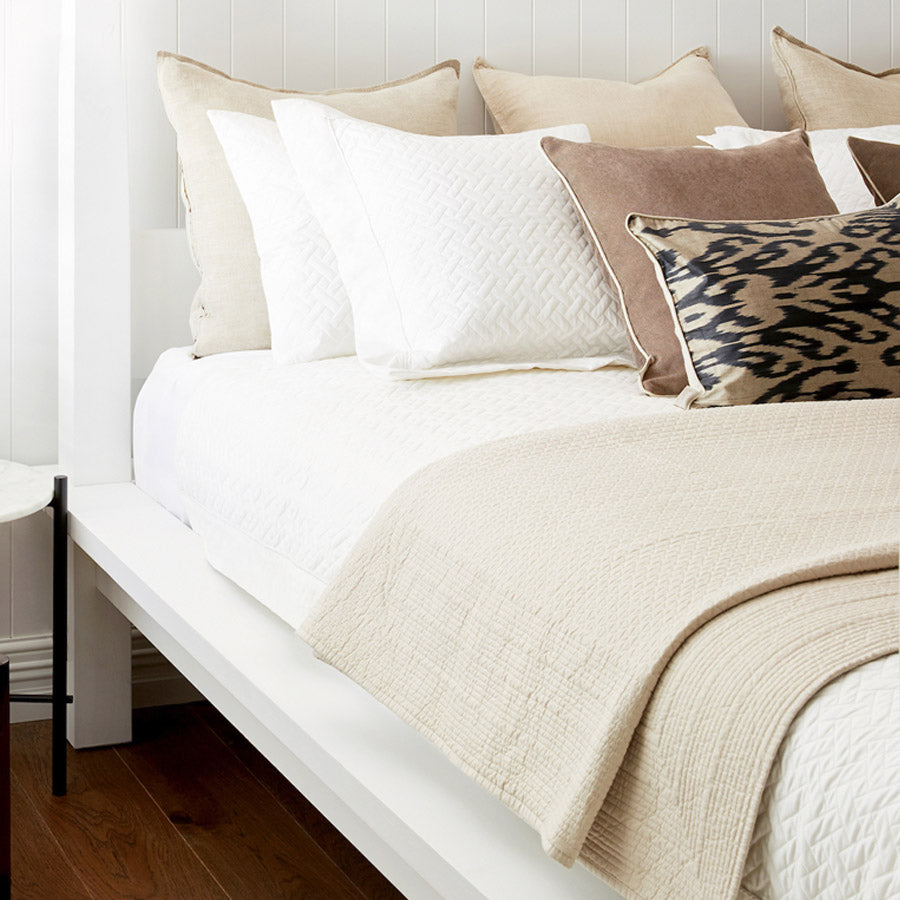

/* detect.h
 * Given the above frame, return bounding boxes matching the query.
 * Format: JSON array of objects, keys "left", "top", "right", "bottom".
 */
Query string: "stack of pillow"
[{"left": 158, "top": 27, "right": 899, "bottom": 407}]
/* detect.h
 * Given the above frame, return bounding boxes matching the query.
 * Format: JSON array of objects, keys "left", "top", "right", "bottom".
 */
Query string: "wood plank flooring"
[{"left": 10, "top": 703, "right": 405, "bottom": 899}]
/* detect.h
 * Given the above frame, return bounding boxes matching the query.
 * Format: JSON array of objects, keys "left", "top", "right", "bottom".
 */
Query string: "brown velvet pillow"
[
  {"left": 847, "top": 137, "right": 900, "bottom": 205},
  {"left": 542, "top": 131, "right": 838, "bottom": 396}
]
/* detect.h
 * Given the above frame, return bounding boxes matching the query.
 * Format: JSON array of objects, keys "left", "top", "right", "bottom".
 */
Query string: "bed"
[
  {"left": 60, "top": 2, "right": 899, "bottom": 899},
  {"left": 126, "top": 348, "right": 899, "bottom": 899}
]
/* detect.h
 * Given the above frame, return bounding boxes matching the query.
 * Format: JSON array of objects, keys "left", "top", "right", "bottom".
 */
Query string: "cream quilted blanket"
[{"left": 300, "top": 399, "right": 899, "bottom": 900}]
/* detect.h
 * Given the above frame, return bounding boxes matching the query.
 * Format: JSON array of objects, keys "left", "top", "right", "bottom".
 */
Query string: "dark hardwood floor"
[{"left": 10, "top": 703, "right": 405, "bottom": 899}]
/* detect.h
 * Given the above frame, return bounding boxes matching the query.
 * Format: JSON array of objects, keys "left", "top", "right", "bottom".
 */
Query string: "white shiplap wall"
[
  {"left": 1, "top": 0, "right": 899, "bottom": 683},
  {"left": 1, "top": 0, "right": 60, "bottom": 652},
  {"left": 123, "top": 0, "right": 900, "bottom": 234}
]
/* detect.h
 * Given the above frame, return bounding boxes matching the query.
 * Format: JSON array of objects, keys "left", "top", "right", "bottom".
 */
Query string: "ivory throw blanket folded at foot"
[{"left": 300, "top": 399, "right": 900, "bottom": 900}]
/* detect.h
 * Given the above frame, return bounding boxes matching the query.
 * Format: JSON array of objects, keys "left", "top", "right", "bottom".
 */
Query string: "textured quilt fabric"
[
  {"left": 300, "top": 398, "right": 899, "bottom": 898},
  {"left": 208, "top": 111, "right": 353, "bottom": 364},
  {"left": 742, "top": 653, "right": 899, "bottom": 900},
  {"left": 273, "top": 100, "right": 629, "bottom": 378}
]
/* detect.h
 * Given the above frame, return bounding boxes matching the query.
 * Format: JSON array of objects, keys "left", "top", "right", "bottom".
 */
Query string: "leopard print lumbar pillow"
[{"left": 627, "top": 199, "right": 900, "bottom": 407}]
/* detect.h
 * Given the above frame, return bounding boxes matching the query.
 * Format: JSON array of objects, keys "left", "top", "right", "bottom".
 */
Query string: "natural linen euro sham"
[
  {"left": 272, "top": 99, "right": 630, "bottom": 379},
  {"left": 157, "top": 52, "right": 461, "bottom": 357}
]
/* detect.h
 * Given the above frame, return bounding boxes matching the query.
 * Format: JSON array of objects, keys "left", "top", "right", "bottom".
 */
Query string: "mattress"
[{"left": 133, "top": 348, "right": 899, "bottom": 899}]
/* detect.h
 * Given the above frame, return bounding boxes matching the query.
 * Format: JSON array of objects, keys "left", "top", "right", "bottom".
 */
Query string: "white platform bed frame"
[{"left": 57, "top": 2, "right": 897, "bottom": 898}]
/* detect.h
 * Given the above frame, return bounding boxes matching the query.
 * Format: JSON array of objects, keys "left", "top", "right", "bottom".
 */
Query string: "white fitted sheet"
[{"left": 134, "top": 348, "right": 899, "bottom": 900}]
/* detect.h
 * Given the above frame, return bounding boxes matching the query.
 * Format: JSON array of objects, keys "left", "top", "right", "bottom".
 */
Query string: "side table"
[{"left": 0, "top": 462, "right": 72, "bottom": 897}]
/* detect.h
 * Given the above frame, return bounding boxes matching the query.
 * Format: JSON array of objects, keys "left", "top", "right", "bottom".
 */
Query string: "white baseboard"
[{"left": 1, "top": 628, "right": 201, "bottom": 723}]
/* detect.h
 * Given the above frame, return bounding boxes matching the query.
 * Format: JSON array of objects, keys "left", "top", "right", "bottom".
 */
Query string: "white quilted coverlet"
[
  {"left": 174, "top": 354, "right": 672, "bottom": 625},
  {"left": 135, "top": 350, "right": 900, "bottom": 900},
  {"left": 699, "top": 125, "right": 900, "bottom": 213},
  {"left": 743, "top": 654, "right": 899, "bottom": 900}
]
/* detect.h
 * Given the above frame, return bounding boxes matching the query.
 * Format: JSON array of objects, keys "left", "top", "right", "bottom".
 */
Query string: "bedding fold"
[{"left": 299, "top": 398, "right": 899, "bottom": 898}]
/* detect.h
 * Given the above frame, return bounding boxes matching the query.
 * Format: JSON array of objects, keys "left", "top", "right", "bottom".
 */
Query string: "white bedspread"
[
  {"left": 144, "top": 349, "right": 675, "bottom": 626},
  {"left": 133, "top": 349, "right": 899, "bottom": 900}
]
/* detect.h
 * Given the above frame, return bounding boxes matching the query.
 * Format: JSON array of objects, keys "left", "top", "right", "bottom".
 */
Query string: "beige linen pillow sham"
[
  {"left": 473, "top": 48, "right": 747, "bottom": 146},
  {"left": 158, "top": 53, "right": 460, "bottom": 357},
  {"left": 771, "top": 27, "right": 900, "bottom": 130}
]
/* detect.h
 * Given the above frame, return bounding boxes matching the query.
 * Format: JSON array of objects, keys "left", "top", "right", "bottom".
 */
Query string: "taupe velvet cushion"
[
  {"left": 848, "top": 137, "right": 900, "bottom": 204},
  {"left": 542, "top": 131, "right": 838, "bottom": 396},
  {"left": 158, "top": 53, "right": 460, "bottom": 357},
  {"left": 771, "top": 27, "right": 900, "bottom": 130},
  {"left": 473, "top": 48, "right": 746, "bottom": 146}
]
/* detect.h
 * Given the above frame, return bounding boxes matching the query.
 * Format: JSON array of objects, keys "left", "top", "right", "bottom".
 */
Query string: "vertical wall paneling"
[
  {"left": 581, "top": 0, "right": 627, "bottom": 79},
  {"left": 717, "top": 0, "right": 763, "bottom": 126},
  {"left": 178, "top": 0, "right": 231, "bottom": 74},
  {"left": 285, "top": 0, "right": 336, "bottom": 91},
  {"left": 849, "top": 0, "right": 892, "bottom": 71},
  {"left": 386, "top": 0, "right": 436, "bottom": 80},
  {"left": 334, "top": 0, "right": 387, "bottom": 88},
  {"left": 0, "top": 0, "right": 8, "bottom": 638},
  {"left": 0, "top": 0, "right": 10, "bottom": 463},
  {"left": 436, "top": 0, "right": 485, "bottom": 134},
  {"left": 5, "top": 0, "right": 56, "bottom": 643},
  {"left": 124, "top": 0, "right": 178, "bottom": 230},
  {"left": 483, "top": 0, "right": 532, "bottom": 131},
  {"left": 762, "top": 0, "right": 804, "bottom": 129},
  {"left": 9, "top": 0, "right": 60, "bottom": 466},
  {"left": 894, "top": 0, "right": 900, "bottom": 65},
  {"left": 231, "top": 0, "right": 285, "bottom": 87},
  {"left": 672, "top": 0, "right": 717, "bottom": 63},
  {"left": 895, "top": 0, "right": 900, "bottom": 65},
  {"left": 627, "top": 0, "right": 673, "bottom": 81},
  {"left": 484, "top": 0, "right": 532, "bottom": 72},
  {"left": 806, "top": 0, "right": 849, "bottom": 58},
  {"left": 534, "top": 0, "right": 581, "bottom": 75},
  {"left": 10, "top": 513, "right": 51, "bottom": 636}
]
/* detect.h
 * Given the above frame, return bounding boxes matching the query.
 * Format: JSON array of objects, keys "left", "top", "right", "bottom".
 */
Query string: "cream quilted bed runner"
[{"left": 300, "top": 399, "right": 899, "bottom": 900}]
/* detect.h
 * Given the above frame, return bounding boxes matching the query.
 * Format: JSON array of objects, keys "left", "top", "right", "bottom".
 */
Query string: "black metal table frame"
[
  {"left": 8, "top": 474, "right": 71, "bottom": 796},
  {"left": 1, "top": 475, "right": 72, "bottom": 899}
]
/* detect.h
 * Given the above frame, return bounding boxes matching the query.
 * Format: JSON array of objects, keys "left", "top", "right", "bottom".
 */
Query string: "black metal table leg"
[
  {"left": 51, "top": 476, "right": 67, "bottom": 797},
  {"left": 8, "top": 474, "right": 71, "bottom": 799},
  {"left": 1, "top": 655, "right": 11, "bottom": 900}
]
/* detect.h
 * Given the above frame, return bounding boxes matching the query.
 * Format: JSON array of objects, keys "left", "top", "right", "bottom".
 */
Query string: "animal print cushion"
[{"left": 627, "top": 200, "right": 900, "bottom": 407}]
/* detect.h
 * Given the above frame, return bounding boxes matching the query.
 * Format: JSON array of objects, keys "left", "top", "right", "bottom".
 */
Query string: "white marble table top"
[{"left": 0, "top": 460, "right": 55, "bottom": 524}]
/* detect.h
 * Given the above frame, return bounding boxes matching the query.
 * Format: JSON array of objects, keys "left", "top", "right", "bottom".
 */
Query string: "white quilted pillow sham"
[
  {"left": 699, "top": 125, "right": 900, "bottom": 213},
  {"left": 272, "top": 99, "right": 630, "bottom": 379},
  {"left": 208, "top": 110, "right": 354, "bottom": 364}
]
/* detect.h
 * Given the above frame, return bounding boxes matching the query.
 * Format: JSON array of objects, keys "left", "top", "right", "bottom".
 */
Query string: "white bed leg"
[{"left": 67, "top": 541, "right": 132, "bottom": 747}]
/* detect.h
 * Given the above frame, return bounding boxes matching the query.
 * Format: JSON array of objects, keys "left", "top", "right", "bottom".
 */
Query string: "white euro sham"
[
  {"left": 208, "top": 110, "right": 354, "bottom": 363},
  {"left": 273, "top": 99, "right": 630, "bottom": 379}
]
